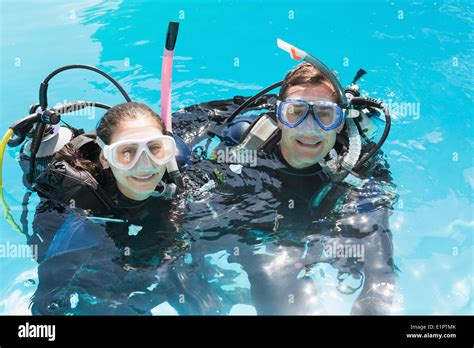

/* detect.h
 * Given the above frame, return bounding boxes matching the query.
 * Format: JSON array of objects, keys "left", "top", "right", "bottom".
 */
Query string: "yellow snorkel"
[
  {"left": 0, "top": 128, "right": 13, "bottom": 188},
  {"left": 0, "top": 128, "right": 24, "bottom": 235}
]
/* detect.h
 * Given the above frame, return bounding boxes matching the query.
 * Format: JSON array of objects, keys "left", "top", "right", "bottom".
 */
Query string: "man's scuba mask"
[{"left": 276, "top": 99, "right": 345, "bottom": 131}]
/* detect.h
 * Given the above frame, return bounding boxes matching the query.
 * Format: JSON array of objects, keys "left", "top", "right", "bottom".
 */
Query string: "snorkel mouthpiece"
[
  {"left": 160, "top": 21, "right": 184, "bottom": 189},
  {"left": 165, "top": 22, "right": 179, "bottom": 51},
  {"left": 352, "top": 68, "right": 367, "bottom": 85},
  {"left": 276, "top": 39, "right": 348, "bottom": 107}
]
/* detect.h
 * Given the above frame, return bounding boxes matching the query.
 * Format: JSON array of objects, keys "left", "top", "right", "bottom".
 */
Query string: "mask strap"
[{"left": 95, "top": 136, "right": 107, "bottom": 149}]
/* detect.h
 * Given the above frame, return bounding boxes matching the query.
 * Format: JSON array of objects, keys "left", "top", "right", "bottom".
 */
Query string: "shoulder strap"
[
  {"left": 35, "top": 131, "right": 119, "bottom": 212},
  {"left": 68, "top": 132, "right": 96, "bottom": 151}
]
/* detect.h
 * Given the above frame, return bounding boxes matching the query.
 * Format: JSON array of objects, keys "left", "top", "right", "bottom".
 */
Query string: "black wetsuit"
[
  {"left": 26, "top": 96, "right": 398, "bottom": 315},
  {"left": 28, "top": 144, "right": 222, "bottom": 315},
  {"left": 178, "top": 107, "right": 398, "bottom": 315}
]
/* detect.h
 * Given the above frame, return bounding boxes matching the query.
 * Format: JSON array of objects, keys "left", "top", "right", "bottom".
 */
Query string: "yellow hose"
[
  {"left": 0, "top": 128, "right": 24, "bottom": 235},
  {"left": 0, "top": 128, "right": 14, "bottom": 187}
]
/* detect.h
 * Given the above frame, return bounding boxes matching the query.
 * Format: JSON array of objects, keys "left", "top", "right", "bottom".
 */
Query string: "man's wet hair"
[{"left": 279, "top": 62, "right": 341, "bottom": 104}]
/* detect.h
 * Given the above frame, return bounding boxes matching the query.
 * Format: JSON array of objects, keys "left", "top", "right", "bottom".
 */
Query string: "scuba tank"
[
  {"left": 0, "top": 62, "right": 186, "bottom": 235},
  {"left": 1, "top": 64, "right": 128, "bottom": 188},
  {"left": 19, "top": 121, "right": 77, "bottom": 188}
]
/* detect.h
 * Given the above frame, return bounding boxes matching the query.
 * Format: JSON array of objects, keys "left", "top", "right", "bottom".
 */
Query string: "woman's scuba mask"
[{"left": 96, "top": 135, "right": 177, "bottom": 171}]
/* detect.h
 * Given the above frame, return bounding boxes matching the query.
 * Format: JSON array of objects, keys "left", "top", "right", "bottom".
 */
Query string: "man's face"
[{"left": 278, "top": 83, "right": 344, "bottom": 169}]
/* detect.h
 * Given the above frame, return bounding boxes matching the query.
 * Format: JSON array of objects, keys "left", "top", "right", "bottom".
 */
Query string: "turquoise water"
[{"left": 0, "top": 0, "right": 472, "bottom": 314}]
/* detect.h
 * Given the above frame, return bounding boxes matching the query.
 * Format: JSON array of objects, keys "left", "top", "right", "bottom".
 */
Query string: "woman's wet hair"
[
  {"left": 279, "top": 62, "right": 342, "bottom": 104},
  {"left": 56, "top": 102, "right": 166, "bottom": 177},
  {"left": 96, "top": 102, "right": 166, "bottom": 145}
]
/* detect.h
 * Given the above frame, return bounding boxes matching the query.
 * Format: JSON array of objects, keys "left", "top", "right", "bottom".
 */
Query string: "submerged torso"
[
  {"left": 28, "top": 96, "right": 398, "bottom": 315},
  {"left": 174, "top": 97, "right": 398, "bottom": 315}
]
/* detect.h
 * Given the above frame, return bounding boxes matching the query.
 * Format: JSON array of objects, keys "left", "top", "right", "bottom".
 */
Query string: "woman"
[
  {"left": 29, "top": 102, "right": 222, "bottom": 315},
  {"left": 35, "top": 102, "right": 178, "bottom": 216}
]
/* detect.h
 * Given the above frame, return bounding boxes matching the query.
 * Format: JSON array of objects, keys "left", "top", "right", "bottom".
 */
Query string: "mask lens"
[
  {"left": 115, "top": 143, "right": 139, "bottom": 166},
  {"left": 146, "top": 138, "right": 174, "bottom": 163},
  {"left": 281, "top": 102, "right": 308, "bottom": 125},
  {"left": 109, "top": 136, "right": 176, "bottom": 169},
  {"left": 314, "top": 104, "right": 337, "bottom": 126}
]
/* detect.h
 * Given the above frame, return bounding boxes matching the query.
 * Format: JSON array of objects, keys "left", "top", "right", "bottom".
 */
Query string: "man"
[
  {"left": 179, "top": 60, "right": 398, "bottom": 315},
  {"left": 277, "top": 62, "right": 345, "bottom": 170}
]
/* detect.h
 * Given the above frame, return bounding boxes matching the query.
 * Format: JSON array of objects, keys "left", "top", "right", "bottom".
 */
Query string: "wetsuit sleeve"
[
  {"left": 338, "top": 155, "right": 398, "bottom": 315},
  {"left": 29, "top": 209, "right": 149, "bottom": 315},
  {"left": 344, "top": 205, "right": 396, "bottom": 315},
  {"left": 31, "top": 247, "right": 153, "bottom": 315},
  {"left": 29, "top": 202, "right": 69, "bottom": 263}
]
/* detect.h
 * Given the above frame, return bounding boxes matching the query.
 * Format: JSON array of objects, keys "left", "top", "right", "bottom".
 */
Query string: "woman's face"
[{"left": 100, "top": 117, "right": 167, "bottom": 201}]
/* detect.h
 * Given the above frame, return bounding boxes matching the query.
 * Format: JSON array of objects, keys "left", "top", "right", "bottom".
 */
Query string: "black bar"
[{"left": 0, "top": 315, "right": 472, "bottom": 346}]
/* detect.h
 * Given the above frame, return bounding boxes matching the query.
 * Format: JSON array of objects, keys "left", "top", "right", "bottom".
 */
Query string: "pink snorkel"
[{"left": 160, "top": 22, "right": 183, "bottom": 188}]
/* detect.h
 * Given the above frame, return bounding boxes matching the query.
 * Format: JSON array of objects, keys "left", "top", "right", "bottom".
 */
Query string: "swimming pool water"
[{"left": 0, "top": 0, "right": 472, "bottom": 315}]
